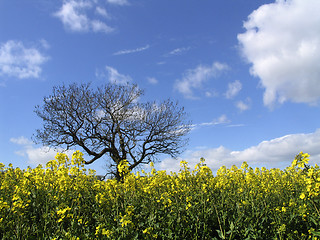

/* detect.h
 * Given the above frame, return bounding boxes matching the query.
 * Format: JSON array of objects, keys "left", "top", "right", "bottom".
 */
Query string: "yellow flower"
[
  {"left": 143, "top": 227, "right": 153, "bottom": 234},
  {"left": 95, "top": 225, "right": 102, "bottom": 235},
  {"left": 101, "top": 228, "right": 111, "bottom": 236},
  {"left": 125, "top": 205, "right": 134, "bottom": 215},
  {"left": 241, "top": 161, "right": 249, "bottom": 170},
  {"left": 180, "top": 160, "right": 188, "bottom": 167},
  {"left": 55, "top": 153, "right": 68, "bottom": 165},
  {"left": 71, "top": 150, "right": 84, "bottom": 166},
  {"left": 186, "top": 203, "right": 192, "bottom": 210},
  {"left": 118, "top": 159, "right": 130, "bottom": 177},
  {"left": 120, "top": 217, "right": 132, "bottom": 227},
  {"left": 300, "top": 193, "right": 306, "bottom": 200}
]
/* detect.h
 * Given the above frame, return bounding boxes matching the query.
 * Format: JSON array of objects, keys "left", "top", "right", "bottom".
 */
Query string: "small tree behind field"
[{"left": 34, "top": 82, "right": 191, "bottom": 180}]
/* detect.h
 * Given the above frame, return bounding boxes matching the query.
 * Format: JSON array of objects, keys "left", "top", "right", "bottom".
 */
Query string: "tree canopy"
[{"left": 34, "top": 83, "right": 191, "bottom": 179}]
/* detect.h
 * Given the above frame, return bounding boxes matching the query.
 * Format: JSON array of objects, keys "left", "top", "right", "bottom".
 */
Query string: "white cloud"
[
  {"left": 54, "top": 0, "right": 91, "bottom": 32},
  {"left": 39, "top": 39, "right": 50, "bottom": 50},
  {"left": 113, "top": 45, "right": 150, "bottom": 55},
  {"left": 160, "top": 129, "right": 320, "bottom": 173},
  {"left": 175, "top": 62, "right": 229, "bottom": 99},
  {"left": 236, "top": 98, "right": 251, "bottom": 112},
  {"left": 238, "top": 0, "right": 320, "bottom": 107},
  {"left": 168, "top": 47, "right": 190, "bottom": 56},
  {"left": 199, "top": 114, "right": 230, "bottom": 127},
  {"left": 54, "top": 0, "right": 114, "bottom": 33},
  {"left": 96, "top": 66, "right": 132, "bottom": 84},
  {"left": 10, "top": 136, "right": 33, "bottom": 146},
  {"left": 91, "top": 20, "right": 113, "bottom": 33},
  {"left": 227, "top": 124, "right": 245, "bottom": 128},
  {"left": 205, "top": 90, "right": 219, "bottom": 98},
  {"left": 106, "top": 0, "right": 129, "bottom": 5},
  {"left": 205, "top": 91, "right": 212, "bottom": 97},
  {"left": 95, "top": 6, "right": 109, "bottom": 18},
  {"left": 10, "top": 137, "right": 70, "bottom": 166},
  {"left": 0, "top": 40, "right": 48, "bottom": 79},
  {"left": 24, "top": 147, "right": 62, "bottom": 166},
  {"left": 225, "top": 80, "right": 242, "bottom": 99},
  {"left": 147, "top": 77, "right": 158, "bottom": 84},
  {"left": 190, "top": 114, "right": 230, "bottom": 131}
]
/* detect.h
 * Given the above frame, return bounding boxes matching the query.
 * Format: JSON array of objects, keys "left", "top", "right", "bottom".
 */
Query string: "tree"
[{"left": 34, "top": 82, "right": 191, "bottom": 180}]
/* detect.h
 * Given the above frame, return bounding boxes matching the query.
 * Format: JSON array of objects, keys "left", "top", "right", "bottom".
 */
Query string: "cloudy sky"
[{"left": 1, "top": 0, "right": 320, "bottom": 174}]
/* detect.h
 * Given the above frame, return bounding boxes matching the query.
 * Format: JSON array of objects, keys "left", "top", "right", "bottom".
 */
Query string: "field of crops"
[{"left": 1, "top": 151, "right": 320, "bottom": 239}]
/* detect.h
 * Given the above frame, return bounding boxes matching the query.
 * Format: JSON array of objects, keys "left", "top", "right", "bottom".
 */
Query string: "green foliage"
[{"left": 0, "top": 151, "right": 320, "bottom": 239}]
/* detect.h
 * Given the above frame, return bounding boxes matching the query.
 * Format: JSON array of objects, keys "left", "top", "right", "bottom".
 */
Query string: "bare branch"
[{"left": 34, "top": 82, "right": 191, "bottom": 180}]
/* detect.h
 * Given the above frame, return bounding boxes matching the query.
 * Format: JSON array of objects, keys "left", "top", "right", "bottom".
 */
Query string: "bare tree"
[{"left": 34, "top": 82, "right": 191, "bottom": 180}]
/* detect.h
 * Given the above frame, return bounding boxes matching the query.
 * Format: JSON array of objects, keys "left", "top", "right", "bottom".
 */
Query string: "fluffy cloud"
[
  {"left": 238, "top": 0, "right": 320, "bottom": 107},
  {"left": 225, "top": 80, "right": 242, "bottom": 99},
  {"left": 0, "top": 40, "right": 48, "bottom": 79},
  {"left": 10, "top": 136, "right": 33, "bottom": 146},
  {"left": 175, "top": 62, "right": 229, "bottom": 99},
  {"left": 91, "top": 20, "right": 113, "bottom": 33},
  {"left": 96, "top": 66, "right": 132, "bottom": 84},
  {"left": 236, "top": 98, "right": 251, "bottom": 112},
  {"left": 10, "top": 136, "right": 69, "bottom": 166},
  {"left": 159, "top": 129, "right": 320, "bottom": 173},
  {"left": 95, "top": 6, "right": 109, "bottom": 18},
  {"left": 147, "top": 77, "right": 158, "bottom": 84},
  {"left": 54, "top": 0, "right": 114, "bottom": 33}
]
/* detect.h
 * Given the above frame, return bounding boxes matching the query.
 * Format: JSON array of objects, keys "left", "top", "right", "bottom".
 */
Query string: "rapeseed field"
[{"left": 0, "top": 151, "right": 319, "bottom": 239}]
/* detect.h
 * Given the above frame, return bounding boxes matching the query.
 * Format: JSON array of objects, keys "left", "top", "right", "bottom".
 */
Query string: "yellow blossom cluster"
[{"left": 0, "top": 151, "right": 320, "bottom": 239}]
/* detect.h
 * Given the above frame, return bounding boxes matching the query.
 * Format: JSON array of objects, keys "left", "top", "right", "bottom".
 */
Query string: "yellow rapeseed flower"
[{"left": 143, "top": 227, "right": 153, "bottom": 234}]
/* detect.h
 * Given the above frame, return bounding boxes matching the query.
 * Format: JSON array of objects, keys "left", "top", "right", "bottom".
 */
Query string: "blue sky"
[{"left": 1, "top": 0, "right": 320, "bottom": 174}]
